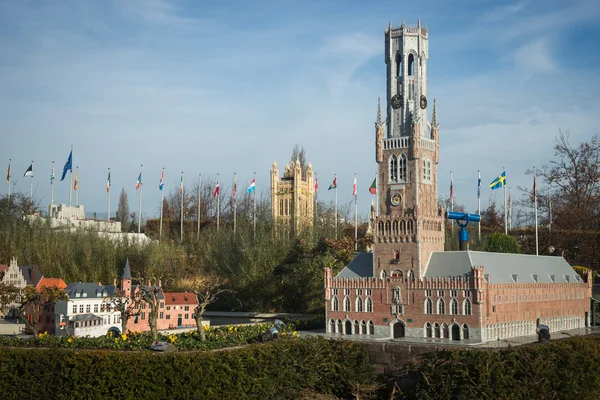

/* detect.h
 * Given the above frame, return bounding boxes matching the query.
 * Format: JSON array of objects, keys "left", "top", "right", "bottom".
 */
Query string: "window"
[
  {"left": 356, "top": 297, "right": 363, "bottom": 312},
  {"left": 463, "top": 298, "right": 472, "bottom": 315},
  {"left": 391, "top": 269, "right": 403, "bottom": 278},
  {"left": 343, "top": 297, "right": 351, "bottom": 312},
  {"left": 422, "top": 158, "right": 432, "bottom": 182},
  {"left": 93, "top": 304, "right": 99, "bottom": 313},
  {"left": 79, "top": 304, "right": 84, "bottom": 313},
  {"left": 437, "top": 298, "right": 445, "bottom": 315},
  {"left": 390, "top": 155, "right": 398, "bottom": 182},
  {"left": 408, "top": 53, "right": 415, "bottom": 76},
  {"left": 160, "top": 302, "right": 164, "bottom": 308},
  {"left": 366, "top": 289, "right": 372, "bottom": 296},
  {"left": 380, "top": 269, "right": 387, "bottom": 279},
  {"left": 450, "top": 298, "right": 458, "bottom": 315},
  {"left": 399, "top": 153, "right": 407, "bottom": 182},
  {"left": 166, "top": 315, "right": 171, "bottom": 320},
  {"left": 185, "top": 314, "right": 189, "bottom": 320},
  {"left": 424, "top": 298, "right": 433, "bottom": 314},
  {"left": 185, "top": 306, "right": 190, "bottom": 311},
  {"left": 365, "top": 297, "right": 373, "bottom": 313},
  {"left": 332, "top": 296, "right": 339, "bottom": 312},
  {"left": 159, "top": 312, "right": 164, "bottom": 319},
  {"left": 141, "top": 312, "right": 146, "bottom": 320},
  {"left": 167, "top": 306, "right": 171, "bottom": 311},
  {"left": 408, "top": 270, "right": 415, "bottom": 281},
  {"left": 393, "top": 287, "right": 401, "bottom": 301},
  {"left": 425, "top": 322, "right": 432, "bottom": 338},
  {"left": 72, "top": 305, "right": 77, "bottom": 314}
]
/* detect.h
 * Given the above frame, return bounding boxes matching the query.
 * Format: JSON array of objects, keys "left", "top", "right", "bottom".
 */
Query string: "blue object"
[{"left": 446, "top": 212, "right": 481, "bottom": 250}]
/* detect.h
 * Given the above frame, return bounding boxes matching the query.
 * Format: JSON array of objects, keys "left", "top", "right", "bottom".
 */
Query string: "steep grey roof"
[
  {"left": 121, "top": 258, "right": 132, "bottom": 280},
  {"left": 69, "top": 314, "right": 103, "bottom": 322},
  {"left": 65, "top": 282, "right": 117, "bottom": 299},
  {"left": 335, "top": 252, "right": 374, "bottom": 279},
  {"left": 424, "top": 251, "right": 582, "bottom": 284},
  {"left": 18, "top": 265, "right": 42, "bottom": 286}
]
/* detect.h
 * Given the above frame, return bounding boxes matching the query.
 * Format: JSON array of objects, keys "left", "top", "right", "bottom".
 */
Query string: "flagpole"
[
  {"left": 477, "top": 170, "right": 481, "bottom": 242},
  {"left": 314, "top": 172, "right": 318, "bottom": 237},
  {"left": 216, "top": 174, "right": 220, "bottom": 232},
  {"left": 75, "top": 167, "right": 79, "bottom": 207},
  {"left": 354, "top": 173, "right": 357, "bottom": 251},
  {"left": 450, "top": 171, "right": 454, "bottom": 235},
  {"left": 51, "top": 161, "right": 55, "bottom": 206},
  {"left": 233, "top": 173, "right": 237, "bottom": 235},
  {"left": 180, "top": 171, "right": 184, "bottom": 242},
  {"left": 253, "top": 172, "right": 257, "bottom": 241},
  {"left": 159, "top": 168, "right": 164, "bottom": 241},
  {"left": 68, "top": 145, "right": 73, "bottom": 207},
  {"left": 197, "top": 174, "right": 201, "bottom": 240},
  {"left": 548, "top": 187, "right": 552, "bottom": 236},
  {"left": 534, "top": 165, "right": 538, "bottom": 255},
  {"left": 7, "top": 159, "right": 11, "bottom": 201},
  {"left": 107, "top": 168, "right": 111, "bottom": 223},
  {"left": 29, "top": 161, "right": 33, "bottom": 206},
  {"left": 503, "top": 166, "right": 507, "bottom": 235},
  {"left": 508, "top": 186, "right": 512, "bottom": 232},
  {"left": 334, "top": 173, "right": 338, "bottom": 240},
  {"left": 138, "top": 165, "right": 143, "bottom": 233}
]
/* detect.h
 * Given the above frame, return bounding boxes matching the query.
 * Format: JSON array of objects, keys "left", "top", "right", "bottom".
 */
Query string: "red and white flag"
[
  {"left": 213, "top": 181, "right": 220, "bottom": 197},
  {"left": 314, "top": 176, "right": 318, "bottom": 193},
  {"left": 353, "top": 175, "right": 357, "bottom": 196}
]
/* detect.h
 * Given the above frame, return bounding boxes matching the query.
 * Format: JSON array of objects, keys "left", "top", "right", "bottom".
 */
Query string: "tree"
[
  {"left": 540, "top": 130, "right": 600, "bottom": 231},
  {"left": 117, "top": 188, "right": 130, "bottom": 230},
  {"left": 486, "top": 233, "right": 520, "bottom": 254},
  {"left": 180, "top": 275, "right": 229, "bottom": 340},
  {"left": 481, "top": 201, "right": 503, "bottom": 231},
  {"left": 290, "top": 144, "right": 308, "bottom": 179},
  {"left": 135, "top": 280, "right": 162, "bottom": 340},
  {"left": 19, "top": 285, "right": 68, "bottom": 336},
  {"left": 0, "top": 283, "right": 18, "bottom": 318},
  {"left": 104, "top": 289, "right": 140, "bottom": 334}
]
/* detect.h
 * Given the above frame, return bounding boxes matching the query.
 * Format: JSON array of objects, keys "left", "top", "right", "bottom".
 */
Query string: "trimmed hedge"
[
  {"left": 0, "top": 337, "right": 373, "bottom": 400},
  {"left": 402, "top": 336, "right": 600, "bottom": 400}
]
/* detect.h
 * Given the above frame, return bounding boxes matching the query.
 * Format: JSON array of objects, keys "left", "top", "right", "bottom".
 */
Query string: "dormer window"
[
  {"left": 511, "top": 274, "right": 518, "bottom": 283},
  {"left": 532, "top": 274, "right": 538, "bottom": 283},
  {"left": 549, "top": 274, "right": 555, "bottom": 283}
]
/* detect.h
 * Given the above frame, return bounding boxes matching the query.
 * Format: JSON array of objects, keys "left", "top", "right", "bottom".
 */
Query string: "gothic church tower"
[
  {"left": 271, "top": 160, "right": 314, "bottom": 234},
  {"left": 373, "top": 21, "right": 444, "bottom": 279}
]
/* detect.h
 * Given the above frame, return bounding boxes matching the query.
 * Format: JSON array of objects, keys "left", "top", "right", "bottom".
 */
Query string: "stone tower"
[
  {"left": 270, "top": 160, "right": 314, "bottom": 234},
  {"left": 373, "top": 20, "right": 444, "bottom": 279}
]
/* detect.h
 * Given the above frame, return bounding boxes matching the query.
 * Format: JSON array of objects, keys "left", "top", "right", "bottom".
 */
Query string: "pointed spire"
[
  {"left": 121, "top": 258, "right": 132, "bottom": 280},
  {"left": 432, "top": 99, "right": 438, "bottom": 127},
  {"left": 376, "top": 97, "right": 382, "bottom": 126}
]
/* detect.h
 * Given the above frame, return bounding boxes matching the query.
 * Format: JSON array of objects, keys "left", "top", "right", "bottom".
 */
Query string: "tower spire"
[
  {"left": 376, "top": 96, "right": 382, "bottom": 126},
  {"left": 432, "top": 98, "right": 438, "bottom": 127}
]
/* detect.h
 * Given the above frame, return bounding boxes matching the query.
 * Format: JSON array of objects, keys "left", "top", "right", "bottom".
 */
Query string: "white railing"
[
  {"left": 383, "top": 137, "right": 409, "bottom": 150},
  {"left": 420, "top": 137, "right": 435, "bottom": 151}
]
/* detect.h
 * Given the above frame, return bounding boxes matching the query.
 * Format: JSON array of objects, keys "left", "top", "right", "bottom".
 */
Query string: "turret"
[{"left": 121, "top": 258, "right": 132, "bottom": 297}]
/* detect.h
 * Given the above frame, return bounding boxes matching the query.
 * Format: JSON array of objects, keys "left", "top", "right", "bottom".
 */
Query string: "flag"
[
  {"left": 477, "top": 172, "right": 481, "bottom": 198},
  {"left": 314, "top": 176, "right": 319, "bottom": 193},
  {"left": 24, "top": 163, "right": 33, "bottom": 178},
  {"left": 353, "top": 175, "right": 357, "bottom": 196},
  {"left": 246, "top": 178, "right": 256, "bottom": 194},
  {"left": 106, "top": 171, "right": 111, "bottom": 192},
  {"left": 159, "top": 170, "right": 164, "bottom": 191},
  {"left": 369, "top": 177, "right": 376, "bottom": 194},
  {"left": 60, "top": 150, "right": 72, "bottom": 181},
  {"left": 51, "top": 163, "right": 54, "bottom": 184},
  {"left": 136, "top": 173, "right": 142, "bottom": 190},
  {"left": 179, "top": 174, "right": 184, "bottom": 194},
  {"left": 450, "top": 176, "right": 454, "bottom": 199},
  {"left": 328, "top": 176, "right": 337, "bottom": 190},
  {"left": 213, "top": 181, "right": 220, "bottom": 197},
  {"left": 532, "top": 172, "right": 536, "bottom": 203},
  {"left": 489, "top": 171, "right": 506, "bottom": 190},
  {"left": 232, "top": 175, "right": 237, "bottom": 197},
  {"left": 74, "top": 168, "right": 79, "bottom": 191},
  {"left": 6, "top": 162, "right": 10, "bottom": 183},
  {"left": 548, "top": 192, "right": 552, "bottom": 224}
]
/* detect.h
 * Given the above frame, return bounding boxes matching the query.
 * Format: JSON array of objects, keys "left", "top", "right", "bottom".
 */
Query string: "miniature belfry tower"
[{"left": 270, "top": 160, "right": 314, "bottom": 234}]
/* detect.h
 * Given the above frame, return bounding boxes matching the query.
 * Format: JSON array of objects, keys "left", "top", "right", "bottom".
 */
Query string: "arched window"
[
  {"left": 378, "top": 221, "right": 383, "bottom": 235},
  {"left": 408, "top": 53, "right": 415, "bottom": 76},
  {"left": 329, "top": 319, "right": 335, "bottom": 333},
  {"left": 365, "top": 297, "right": 373, "bottom": 313},
  {"left": 368, "top": 320, "right": 375, "bottom": 335},
  {"left": 424, "top": 298, "right": 432, "bottom": 314},
  {"left": 332, "top": 296, "right": 339, "bottom": 312},
  {"left": 434, "top": 322, "right": 440, "bottom": 338},
  {"left": 425, "top": 322, "right": 432, "bottom": 338},
  {"left": 380, "top": 269, "right": 387, "bottom": 279},
  {"left": 463, "top": 324, "right": 469, "bottom": 339},
  {"left": 392, "top": 287, "right": 401, "bottom": 301},
  {"left": 422, "top": 157, "right": 432, "bottom": 182},
  {"left": 392, "top": 221, "right": 398, "bottom": 235},
  {"left": 396, "top": 53, "right": 402, "bottom": 77},
  {"left": 355, "top": 297, "right": 363, "bottom": 312},
  {"left": 385, "top": 221, "right": 391, "bottom": 235},
  {"left": 450, "top": 298, "right": 458, "bottom": 315},
  {"left": 442, "top": 323, "right": 449, "bottom": 339},
  {"left": 407, "top": 220, "right": 413, "bottom": 234},
  {"left": 399, "top": 153, "right": 407, "bottom": 182},
  {"left": 400, "top": 220, "right": 406, "bottom": 235},
  {"left": 389, "top": 155, "right": 398, "bottom": 182},
  {"left": 391, "top": 269, "right": 403, "bottom": 279},
  {"left": 361, "top": 320, "right": 367, "bottom": 334},
  {"left": 408, "top": 269, "right": 415, "bottom": 281},
  {"left": 343, "top": 297, "right": 350, "bottom": 312},
  {"left": 393, "top": 250, "right": 400, "bottom": 261},
  {"left": 437, "top": 298, "right": 445, "bottom": 315},
  {"left": 463, "top": 298, "right": 472, "bottom": 315}
]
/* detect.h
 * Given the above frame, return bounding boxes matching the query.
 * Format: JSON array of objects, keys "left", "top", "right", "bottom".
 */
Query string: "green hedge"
[
  {"left": 403, "top": 336, "right": 600, "bottom": 399},
  {"left": 0, "top": 337, "right": 373, "bottom": 400}
]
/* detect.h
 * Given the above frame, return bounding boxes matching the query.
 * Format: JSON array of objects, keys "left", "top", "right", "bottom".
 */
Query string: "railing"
[
  {"left": 383, "top": 137, "right": 409, "bottom": 150},
  {"left": 420, "top": 137, "right": 435, "bottom": 151}
]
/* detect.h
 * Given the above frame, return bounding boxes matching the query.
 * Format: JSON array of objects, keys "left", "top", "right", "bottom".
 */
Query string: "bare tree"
[
  {"left": 18, "top": 285, "right": 68, "bottom": 336},
  {"left": 0, "top": 282, "right": 18, "bottom": 319},
  {"left": 117, "top": 188, "right": 130, "bottom": 229},
  {"left": 179, "top": 275, "right": 229, "bottom": 340},
  {"left": 290, "top": 144, "right": 308, "bottom": 178},
  {"left": 135, "top": 280, "right": 163, "bottom": 341},
  {"left": 104, "top": 289, "right": 140, "bottom": 335}
]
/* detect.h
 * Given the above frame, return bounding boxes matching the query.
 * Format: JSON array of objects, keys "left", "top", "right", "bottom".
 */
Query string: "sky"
[{"left": 1, "top": 0, "right": 599, "bottom": 220}]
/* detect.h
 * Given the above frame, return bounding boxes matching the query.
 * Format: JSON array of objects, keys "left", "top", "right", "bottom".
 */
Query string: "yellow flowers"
[
  {"left": 38, "top": 331, "right": 48, "bottom": 339},
  {"left": 168, "top": 334, "right": 176, "bottom": 343},
  {"left": 67, "top": 338, "right": 73, "bottom": 343},
  {"left": 204, "top": 325, "right": 210, "bottom": 331},
  {"left": 121, "top": 334, "right": 127, "bottom": 341},
  {"left": 293, "top": 331, "right": 299, "bottom": 337}
]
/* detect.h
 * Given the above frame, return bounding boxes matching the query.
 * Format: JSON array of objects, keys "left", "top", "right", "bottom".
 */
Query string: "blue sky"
[{"left": 1, "top": 0, "right": 599, "bottom": 220}]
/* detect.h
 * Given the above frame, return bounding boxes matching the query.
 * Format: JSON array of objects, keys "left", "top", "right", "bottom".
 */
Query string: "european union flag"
[
  {"left": 60, "top": 150, "right": 72, "bottom": 181},
  {"left": 489, "top": 171, "right": 506, "bottom": 190}
]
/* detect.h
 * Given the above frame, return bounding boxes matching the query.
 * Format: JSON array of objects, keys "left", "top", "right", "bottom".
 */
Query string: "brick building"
[{"left": 323, "top": 21, "right": 592, "bottom": 342}]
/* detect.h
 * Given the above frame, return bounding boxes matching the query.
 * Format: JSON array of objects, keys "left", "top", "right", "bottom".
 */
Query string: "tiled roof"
[
  {"left": 164, "top": 292, "right": 198, "bottom": 305},
  {"left": 424, "top": 251, "right": 583, "bottom": 284},
  {"left": 18, "top": 265, "right": 42, "bottom": 286},
  {"left": 335, "top": 252, "right": 374, "bottom": 279},
  {"left": 36, "top": 277, "right": 67, "bottom": 291},
  {"left": 65, "top": 282, "right": 117, "bottom": 298}
]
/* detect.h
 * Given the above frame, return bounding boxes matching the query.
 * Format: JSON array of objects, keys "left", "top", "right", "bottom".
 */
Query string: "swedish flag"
[{"left": 489, "top": 171, "right": 506, "bottom": 190}]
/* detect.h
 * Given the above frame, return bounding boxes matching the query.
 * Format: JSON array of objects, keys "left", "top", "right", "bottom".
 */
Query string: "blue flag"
[
  {"left": 60, "top": 150, "right": 72, "bottom": 181},
  {"left": 489, "top": 171, "right": 506, "bottom": 190}
]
